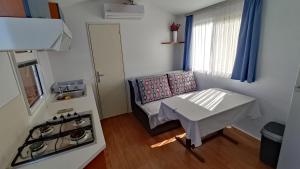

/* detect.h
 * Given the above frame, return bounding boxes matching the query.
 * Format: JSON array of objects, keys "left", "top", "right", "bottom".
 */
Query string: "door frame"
[{"left": 86, "top": 22, "right": 129, "bottom": 119}]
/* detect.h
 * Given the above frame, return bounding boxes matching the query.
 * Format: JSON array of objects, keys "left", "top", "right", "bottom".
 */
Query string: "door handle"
[
  {"left": 97, "top": 72, "right": 104, "bottom": 77},
  {"left": 96, "top": 72, "right": 104, "bottom": 83}
]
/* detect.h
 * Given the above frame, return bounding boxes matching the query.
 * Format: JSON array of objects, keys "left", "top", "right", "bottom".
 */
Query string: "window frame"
[
  {"left": 9, "top": 51, "right": 47, "bottom": 116},
  {"left": 18, "top": 61, "right": 44, "bottom": 107}
]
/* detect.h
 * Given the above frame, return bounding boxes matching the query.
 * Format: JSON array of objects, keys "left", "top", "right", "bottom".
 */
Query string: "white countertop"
[{"left": 16, "top": 84, "right": 106, "bottom": 169}]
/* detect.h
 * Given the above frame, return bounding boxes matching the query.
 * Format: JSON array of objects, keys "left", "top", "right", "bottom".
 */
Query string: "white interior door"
[{"left": 88, "top": 24, "right": 128, "bottom": 119}]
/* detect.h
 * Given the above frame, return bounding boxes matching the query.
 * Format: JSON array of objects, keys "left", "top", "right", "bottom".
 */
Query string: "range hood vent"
[{"left": 0, "top": 17, "right": 72, "bottom": 52}]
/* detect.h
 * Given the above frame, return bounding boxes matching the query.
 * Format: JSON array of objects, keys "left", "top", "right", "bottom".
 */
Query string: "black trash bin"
[{"left": 260, "top": 122, "right": 285, "bottom": 168}]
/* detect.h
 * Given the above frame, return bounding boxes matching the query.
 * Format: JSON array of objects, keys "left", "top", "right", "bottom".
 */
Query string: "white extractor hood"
[{"left": 0, "top": 17, "right": 72, "bottom": 52}]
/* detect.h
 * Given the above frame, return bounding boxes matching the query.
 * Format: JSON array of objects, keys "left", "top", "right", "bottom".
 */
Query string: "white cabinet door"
[{"left": 0, "top": 52, "right": 19, "bottom": 108}]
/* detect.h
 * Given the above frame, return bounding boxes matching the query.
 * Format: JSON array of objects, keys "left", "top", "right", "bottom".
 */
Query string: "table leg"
[
  {"left": 175, "top": 137, "right": 205, "bottom": 162},
  {"left": 219, "top": 129, "right": 239, "bottom": 145},
  {"left": 202, "top": 129, "right": 239, "bottom": 145},
  {"left": 175, "top": 128, "right": 238, "bottom": 163},
  {"left": 221, "top": 132, "right": 239, "bottom": 145}
]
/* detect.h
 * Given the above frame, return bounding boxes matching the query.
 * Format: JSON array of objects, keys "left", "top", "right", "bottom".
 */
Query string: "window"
[
  {"left": 18, "top": 61, "right": 44, "bottom": 107},
  {"left": 191, "top": 0, "right": 243, "bottom": 78},
  {"left": 15, "top": 51, "right": 44, "bottom": 108}
]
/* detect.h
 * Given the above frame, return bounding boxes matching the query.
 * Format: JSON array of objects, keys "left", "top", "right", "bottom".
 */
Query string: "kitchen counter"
[{"left": 17, "top": 83, "right": 106, "bottom": 169}]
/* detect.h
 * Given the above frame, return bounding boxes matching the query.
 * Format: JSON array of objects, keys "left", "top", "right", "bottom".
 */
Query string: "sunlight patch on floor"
[{"left": 150, "top": 133, "right": 186, "bottom": 148}]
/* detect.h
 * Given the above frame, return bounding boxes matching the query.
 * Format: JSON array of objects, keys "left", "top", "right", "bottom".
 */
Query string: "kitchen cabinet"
[
  {"left": 0, "top": 17, "right": 72, "bottom": 51},
  {"left": 0, "top": 0, "right": 26, "bottom": 17}
]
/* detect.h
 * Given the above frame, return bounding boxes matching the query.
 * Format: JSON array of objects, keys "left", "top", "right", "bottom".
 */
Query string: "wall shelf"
[{"left": 161, "top": 41, "right": 184, "bottom": 44}]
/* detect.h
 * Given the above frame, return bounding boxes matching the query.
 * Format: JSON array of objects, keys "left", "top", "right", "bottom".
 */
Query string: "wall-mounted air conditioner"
[{"left": 103, "top": 3, "right": 144, "bottom": 19}]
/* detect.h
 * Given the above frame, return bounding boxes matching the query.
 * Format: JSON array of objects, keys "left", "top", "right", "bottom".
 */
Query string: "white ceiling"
[
  {"left": 150, "top": 0, "right": 225, "bottom": 15},
  {"left": 59, "top": 0, "right": 225, "bottom": 15}
]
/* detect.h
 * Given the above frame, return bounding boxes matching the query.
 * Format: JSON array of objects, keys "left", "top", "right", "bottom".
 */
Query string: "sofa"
[{"left": 128, "top": 70, "right": 198, "bottom": 136}]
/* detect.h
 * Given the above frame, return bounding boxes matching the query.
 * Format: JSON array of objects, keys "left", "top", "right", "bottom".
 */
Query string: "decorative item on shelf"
[
  {"left": 161, "top": 22, "right": 184, "bottom": 45},
  {"left": 170, "top": 22, "right": 181, "bottom": 42}
]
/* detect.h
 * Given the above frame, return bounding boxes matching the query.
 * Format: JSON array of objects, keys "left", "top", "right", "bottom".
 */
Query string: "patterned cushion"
[
  {"left": 137, "top": 75, "right": 172, "bottom": 104},
  {"left": 167, "top": 72, "right": 185, "bottom": 95},
  {"left": 183, "top": 71, "right": 197, "bottom": 93},
  {"left": 167, "top": 71, "right": 197, "bottom": 95}
]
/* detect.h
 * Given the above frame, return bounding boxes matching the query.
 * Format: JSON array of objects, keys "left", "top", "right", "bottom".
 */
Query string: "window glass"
[
  {"left": 18, "top": 62, "right": 44, "bottom": 107},
  {"left": 191, "top": 0, "right": 243, "bottom": 78}
]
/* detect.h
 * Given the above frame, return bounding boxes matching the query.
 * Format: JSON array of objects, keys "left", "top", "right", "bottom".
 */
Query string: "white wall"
[
  {"left": 174, "top": 16, "right": 185, "bottom": 70},
  {"left": 0, "top": 53, "right": 19, "bottom": 108},
  {"left": 176, "top": 0, "right": 300, "bottom": 138},
  {"left": 37, "top": 51, "right": 55, "bottom": 95},
  {"left": 48, "top": 0, "right": 178, "bottom": 85},
  {"left": 0, "top": 52, "right": 30, "bottom": 169},
  {"left": 0, "top": 50, "right": 54, "bottom": 169}
]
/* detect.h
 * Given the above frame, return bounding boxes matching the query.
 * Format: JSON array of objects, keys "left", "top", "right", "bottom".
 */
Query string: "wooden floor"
[{"left": 85, "top": 113, "right": 272, "bottom": 169}]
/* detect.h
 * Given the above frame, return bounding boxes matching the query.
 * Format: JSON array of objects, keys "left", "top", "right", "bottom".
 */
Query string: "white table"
[{"left": 158, "top": 88, "right": 259, "bottom": 162}]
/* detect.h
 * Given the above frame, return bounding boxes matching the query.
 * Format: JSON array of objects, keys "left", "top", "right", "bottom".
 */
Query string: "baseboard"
[
  {"left": 101, "top": 112, "right": 130, "bottom": 119},
  {"left": 232, "top": 125, "right": 261, "bottom": 141}
]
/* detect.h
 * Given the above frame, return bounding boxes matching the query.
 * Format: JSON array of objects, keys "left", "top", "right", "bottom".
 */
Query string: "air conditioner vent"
[{"left": 103, "top": 3, "right": 144, "bottom": 19}]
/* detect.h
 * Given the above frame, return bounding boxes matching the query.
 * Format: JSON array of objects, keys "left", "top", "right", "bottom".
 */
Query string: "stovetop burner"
[
  {"left": 70, "top": 129, "right": 86, "bottom": 141},
  {"left": 11, "top": 112, "right": 95, "bottom": 167},
  {"left": 40, "top": 125, "right": 54, "bottom": 136},
  {"left": 30, "top": 141, "right": 46, "bottom": 152},
  {"left": 73, "top": 118, "right": 86, "bottom": 127},
  {"left": 29, "top": 141, "right": 48, "bottom": 157}
]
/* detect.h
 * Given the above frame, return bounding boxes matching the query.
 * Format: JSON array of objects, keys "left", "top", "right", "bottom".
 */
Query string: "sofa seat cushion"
[
  {"left": 136, "top": 99, "right": 169, "bottom": 129},
  {"left": 136, "top": 100, "right": 162, "bottom": 117},
  {"left": 137, "top": 75, "right": 172, "bottom": 104},
  {"left": 168, "top": 71, "right": 197, "bottom": 95}
]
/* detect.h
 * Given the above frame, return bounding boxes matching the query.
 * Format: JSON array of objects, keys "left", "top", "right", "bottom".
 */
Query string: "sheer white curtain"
[{"left": 191, "top": 0, "right": 243, "bottom": 78}]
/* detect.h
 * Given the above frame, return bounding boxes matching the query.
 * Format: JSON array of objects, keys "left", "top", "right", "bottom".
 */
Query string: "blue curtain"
[
  {"left": 183, "top": 15, "right": 193, "bottom": 71},
  {"left": 231, "top": 0, "right": 263, "bottom": 83},
  {"left": 23, "top": 0, "right": 31, "bottom": 17}
]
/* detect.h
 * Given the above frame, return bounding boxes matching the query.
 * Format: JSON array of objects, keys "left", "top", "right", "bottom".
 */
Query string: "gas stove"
[{"left": 11, "top": 111, "right": 95, "bottom": 167}]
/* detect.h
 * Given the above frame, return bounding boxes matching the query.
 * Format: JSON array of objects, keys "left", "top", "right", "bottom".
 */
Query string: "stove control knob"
[
  {"left": 67, "top": 113, "right": 71, "bottom": 117},
  {"left": 74, "top": 112, "right": 78, "bottom": 116},
  {"left": 53, "top": 116, "right": 57, "bottom": 120},
  {"left": 60, "top": 115, "right": 64, "bottom": 119}
]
